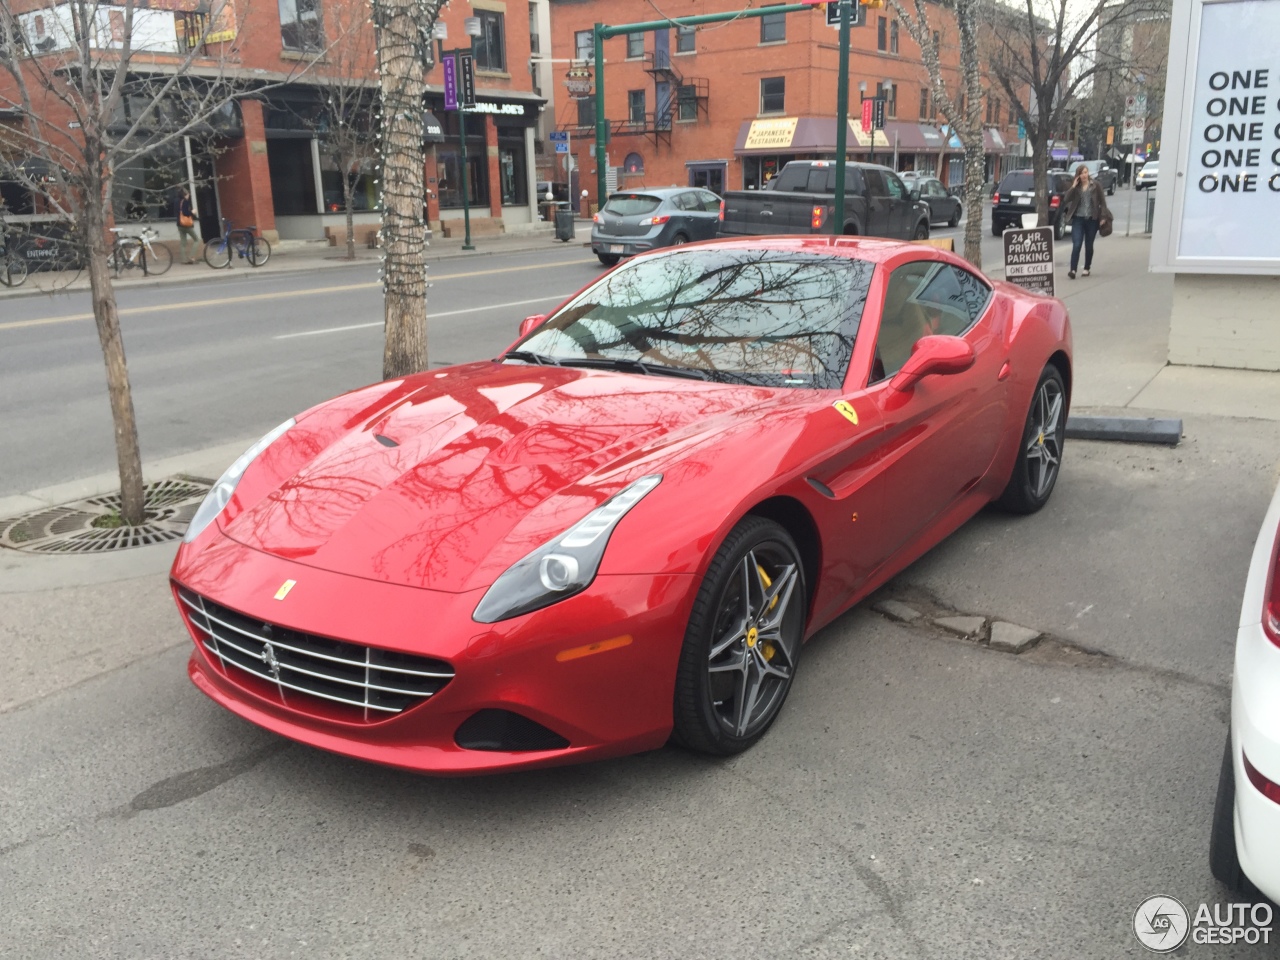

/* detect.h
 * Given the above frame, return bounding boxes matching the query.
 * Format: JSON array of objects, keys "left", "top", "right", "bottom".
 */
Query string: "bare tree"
[
  {"left": 889, "top": 0, "right": 988, "bottom": 267},
  {"left": 0, "top": 0, "right": 290, "bottom": 525},
  {"left": 983, "top": 0, "right": 1163, "bottom": 226},
  {"left": 312, "top": 0, "right": 378, "bottom": 261},
  {"left": 370, "top": 0, "right": 445, "bottom": 380}
]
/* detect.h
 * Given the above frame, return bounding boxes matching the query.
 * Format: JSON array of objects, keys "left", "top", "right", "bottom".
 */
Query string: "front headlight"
[
  {"left": 183, "top": 418, "right": 295, "bottom": 543},
  {"left": 473, "top": 474, "right": 662, "bottom": 623}
]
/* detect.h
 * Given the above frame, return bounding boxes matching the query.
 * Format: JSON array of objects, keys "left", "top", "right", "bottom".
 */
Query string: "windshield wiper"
[
  {"left": 559, "top": 357, "right": 711, "bottom": 380},
  {"left": 502, "top": 350, "right": 562, "bottom": 366}
]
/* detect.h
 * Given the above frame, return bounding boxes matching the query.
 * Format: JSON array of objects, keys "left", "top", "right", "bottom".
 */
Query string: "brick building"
[
  {"left": 546, "top": 0, "right": 1023, "bottom": 210},
  {"left": 1, "top": 0, "right": 549, "bottom": 245}
]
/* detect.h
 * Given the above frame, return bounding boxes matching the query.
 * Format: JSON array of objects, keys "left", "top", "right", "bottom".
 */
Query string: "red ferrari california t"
[{"left": 171, "top": 236, "right": 1071, "bottom": 774}]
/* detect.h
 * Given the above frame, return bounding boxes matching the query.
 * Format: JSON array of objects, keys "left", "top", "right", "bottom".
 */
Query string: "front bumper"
[
  {"left": 173, "top": 528, "right": 696, "bottom": 774},
  {"left": 1232, "top": 620, "right": 1280, "bottom": 902}
]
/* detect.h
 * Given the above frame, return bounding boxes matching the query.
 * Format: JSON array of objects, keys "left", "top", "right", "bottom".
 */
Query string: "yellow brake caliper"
[{"left": 756, "top": 564, "right": 778, "bottom": 662}]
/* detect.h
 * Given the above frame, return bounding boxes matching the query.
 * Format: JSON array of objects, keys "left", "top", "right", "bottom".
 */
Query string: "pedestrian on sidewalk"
[
  {"left": 1062, "top": 164, "right": 1112, "bottom": 279},
  {"left": 176, "top": 188, "right": 198, "bottom": 264}
]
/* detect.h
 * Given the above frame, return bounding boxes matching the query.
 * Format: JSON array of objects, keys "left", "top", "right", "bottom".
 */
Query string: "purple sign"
[{"left": 442, "top": 54, "right": 457, "bottom": 111}]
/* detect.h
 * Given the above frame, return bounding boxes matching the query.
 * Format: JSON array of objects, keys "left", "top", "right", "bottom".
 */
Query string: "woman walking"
[
  {"left": 1062, "top": 164, "right": 1111, "bottom": 279},
  {"left": 176, "top": 188, "right": 198, "bottom": 264}
]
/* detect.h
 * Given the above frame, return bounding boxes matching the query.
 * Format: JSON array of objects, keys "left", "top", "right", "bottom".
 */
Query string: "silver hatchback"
[{"left": 591, "top": 187, "right": 722, "bottom": 266}]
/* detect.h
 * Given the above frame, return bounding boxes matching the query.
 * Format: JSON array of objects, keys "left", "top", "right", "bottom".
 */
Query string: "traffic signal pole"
[
  {"left": 592, "top": 4, "right": 815, "bottom": 211},
  {"left": 832, "top": 0, "right": 852, "bottom": 235}
]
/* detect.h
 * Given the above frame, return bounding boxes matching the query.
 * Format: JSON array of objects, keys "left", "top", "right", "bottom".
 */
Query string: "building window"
[
  {"left": 760, "top": 76, "right": 785, "bottom": 114},
  {"left": 574, "top": 29, "right": 593, "bottom": 63},
  {"left": 985, "top": 97, "right": 995, "bottom": 124},
  {"left": 761, "top": 7, "right": 785, "bottom": 43},
  {"left": 932, "top": 29, "right": 939, "bottom": 50},
  {"left": 877, "top": 82, "right": 896, "bottom": 119},
  {"left": 677, "top": 84, "right": 698, "bottom": 121},
  {"left": 676, "top": 24, "right": 695, "bottom": 53},
  {"left": 919, "top": 87, "right": 928, "bottom": 120},
  {"left": 1008, "top": 101, "right": 1017, "bottom": 126},
  {"left": 576, "top": 97, "right": 595, "bottom": 128},
  {"left": 473, "top": 10, "right": 505, "bottom": 71},
  {"left": 623, "top": 152, "right": 644, "bottom": 175},
  {"left": 626, "top": 31, "right": 644, "bottom": 59},
  {"left": 278, "top": 0, "right": 323, "bottom": 52},
  {"left": 890, "top": 19, "right": 899, "bottom": 53},
  {"left": 628, "top": 89, "right": 646, "bottom": 124},
  {"left": 877, "top": 16, "right": 886, "bottom": 51},
  {"left": 267, "top": 139, "right": 319, "bottom": 214}
]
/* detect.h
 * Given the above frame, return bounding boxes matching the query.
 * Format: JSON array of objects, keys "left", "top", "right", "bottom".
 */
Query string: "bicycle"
[
  {"left": 109, "top": 225, "right": 173, "bottom": 278},
  {"left": 0, "top": 224, "right": 29, "bottom": 288},
  {"left": 203, "top": 219, "right": 270, "bottom": 269}
]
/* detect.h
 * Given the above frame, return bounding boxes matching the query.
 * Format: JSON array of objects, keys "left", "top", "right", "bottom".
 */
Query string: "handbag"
[
  {"left": 178, "top": 212, "right": 194, "bottom": 228},
  {"left": 1099, "top": 214, "right": 1113, "bottom": 237}
]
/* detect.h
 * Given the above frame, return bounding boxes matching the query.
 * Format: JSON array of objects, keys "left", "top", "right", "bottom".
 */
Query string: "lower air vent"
[{"left": 454, "top": 709, "right": 570, "bottom": 752}]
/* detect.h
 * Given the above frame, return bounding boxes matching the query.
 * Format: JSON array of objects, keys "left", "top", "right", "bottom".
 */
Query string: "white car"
[
  {"left": 1135, "top": 161, "right": 1159, "bottom": 190},
  {"left": 1211, "top": 477, "right": 1280, "bottom": 902}
]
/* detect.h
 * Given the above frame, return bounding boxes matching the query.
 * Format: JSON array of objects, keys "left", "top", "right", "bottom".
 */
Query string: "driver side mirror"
[
  {"left": 908, "top": 187, "right": 921, "bottom": 202},
  {"left": 890, "top": 335, "right": 975, "bottom": 392},
  {"left": 518, "top": 314, "right": 546, "bottom": 337}
]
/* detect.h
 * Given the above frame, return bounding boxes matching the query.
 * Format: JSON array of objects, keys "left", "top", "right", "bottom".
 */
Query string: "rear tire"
[
  {"left": 991, "top": 221, "right": 1002, "bottom": 237},
  {"left": 997, "top": 364, "right": 1067, "bottom": 514},
  {"left": 1052, "top": 215, "right": 1064, "bottom": 241},
  {"left": 672, "top": 516, "right": 806, "bottom": 756},
  {"left": 1210, "top": 734, "right": 1248, "bottom": 891},
  {"left": 671, "top": 233, "right": 689, "bottom": 246},
  {"left": 249, "top": 236, "right": 271, "bottom": 267},
  {"left": 947, "top": 207, "right": 960, "bottom": 227},
  {"left": 4, "top": 255, "right": 28, "bottom": 287},
  {"left": 596, "top": 253, "right": 620, "bottom": 266},
  {"left": 204, "top": 238, "right": 231, "bottom": 269}
]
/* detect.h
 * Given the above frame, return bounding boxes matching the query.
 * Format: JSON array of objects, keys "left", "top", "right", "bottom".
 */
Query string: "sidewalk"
[{"left": 0, "top": 222, "right": 570, "bottom": 301}]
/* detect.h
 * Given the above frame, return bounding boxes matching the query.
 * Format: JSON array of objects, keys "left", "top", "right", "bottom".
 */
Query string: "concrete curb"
[{"left": 1065, "top": 415, "right": 1183, "bottom": 445}]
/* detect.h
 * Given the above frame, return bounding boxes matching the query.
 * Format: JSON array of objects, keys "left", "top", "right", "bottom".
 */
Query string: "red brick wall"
[{"left": 215, "top": 99, "right": 277, "bottom": 240}]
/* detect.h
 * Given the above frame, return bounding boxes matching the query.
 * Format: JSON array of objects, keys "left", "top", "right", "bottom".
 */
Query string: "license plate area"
[{"left": 609, "top": 244, "right": 624, "bottom": 253}]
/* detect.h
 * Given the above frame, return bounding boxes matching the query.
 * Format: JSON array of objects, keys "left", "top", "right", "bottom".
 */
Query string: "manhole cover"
[{"left": 0, "top": 477, "right": 212, "bottom": 554}]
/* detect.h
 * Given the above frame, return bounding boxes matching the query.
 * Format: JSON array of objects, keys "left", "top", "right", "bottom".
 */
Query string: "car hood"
[{"left": 222, "top": 361, "right": 807, "bottom": 592}]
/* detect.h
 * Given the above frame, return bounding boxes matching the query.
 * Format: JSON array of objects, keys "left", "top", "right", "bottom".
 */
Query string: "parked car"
[
  {"left": 591, "top": 187, "right": 722, "bottom": 266},
  {"left": 991, "top": 169, "right": 1074, "bottom": 239},
  {"left": 901, "top": 174, "right": 962, "bottom": 227},
  {"left": 1135, "top": 161, "right": 1159, "bottom": 190},
  {"left": 720, "top": 160, "right": 931, "bottom": 241},
  {"left": 1210, "top": 476, "right": 1280, "bottom": 903},
  {"left": 171, "top": 236, "right": 1072, "bottom": 774},
  {"left": 1059, "top": 160, "right": 1117, "bottom": 196}
]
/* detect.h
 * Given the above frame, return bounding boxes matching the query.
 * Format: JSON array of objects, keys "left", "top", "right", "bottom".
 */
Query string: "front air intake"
[{"left": 455, "top": 709, "right": 570, "bottom": 752}]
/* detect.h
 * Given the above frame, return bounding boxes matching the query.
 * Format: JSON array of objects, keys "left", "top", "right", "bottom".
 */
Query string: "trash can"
[
  {"left": 554, "top": 205, "right": 575, "bottom": 242},
  {"left": 1144, "top": 190, "right": 1157, "bottom": 234}
]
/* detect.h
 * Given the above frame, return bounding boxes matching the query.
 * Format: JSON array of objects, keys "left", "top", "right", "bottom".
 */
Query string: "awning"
[
  {"left": 733, "top": 117, "right": 1011, "bottom": 156},
  {"left": 423, "top": 110, "right": 445, "bottom": 143}
]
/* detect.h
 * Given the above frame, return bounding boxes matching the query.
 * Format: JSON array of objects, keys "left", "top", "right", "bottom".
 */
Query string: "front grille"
[{"left": 177, "top": 586, "right": 453, "bottom": 722}]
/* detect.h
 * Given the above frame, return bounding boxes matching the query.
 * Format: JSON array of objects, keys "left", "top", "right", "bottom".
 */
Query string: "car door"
[
  {"left": 927, "top": 181, "right": 948, "bottom": 222},
  {"left": 862, "top": 169, "right": 892, "bottom": 236},
  {"left": 860, "top": 257, "right": 1009, "bottom": 558},
  {"left": 696, "top": 190, "right": 722, "bottom": 239},
  {"left": 882, "top": 171, "right": 914, "bottom": 236}
]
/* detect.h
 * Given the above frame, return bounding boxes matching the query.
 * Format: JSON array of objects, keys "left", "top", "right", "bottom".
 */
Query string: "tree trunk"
[
  {"left": 1032, "top": 138, "right": 1051, "bottom": 227},
  {"left": 343, "top": 168, "right": 357, "bottom": 261},
  {"left": 961, "top": 143, "right": 985, "bottom": 268},
  {"left": 374, "top": 0, "right": 429, "bottom": 381},
  {"left": 84, "top": 194, "right": 146, "bottom": 525}
]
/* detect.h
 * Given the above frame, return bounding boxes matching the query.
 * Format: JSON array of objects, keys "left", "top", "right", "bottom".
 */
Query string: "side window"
[
  {"left": 884, "top": 173, "right": 907, "bottom": 200},
  {"left": 871, "top": 262, "right": 992, "bottom": 382},
  {"left": 805, "top": 168, "right": 828, "bottom": 192},
  {"left": 863, "top": 170, "right": 886, "bottom": 197},
  {"left": 698, "top": 190, "right": 721, "bottom": 212},
  {"left": 773, "top": 165, "right": 810, "bottom": 192}
]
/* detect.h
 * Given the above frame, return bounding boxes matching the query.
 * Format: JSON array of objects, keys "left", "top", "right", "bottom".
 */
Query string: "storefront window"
[
  {"left": 267, "top": 139, "right": 318, "bottom": 215},
  {"left": 743, "top": 156, "right": 783, "bottom": 189},
  {"left": 436, "top": 149, "right": 489, "bottom": 209},
  {"left": 112, "top": 141, "right": 188, "bottom": 221},
  {"left": 319, "top": 154, "right": 378, "bottom": 213}
]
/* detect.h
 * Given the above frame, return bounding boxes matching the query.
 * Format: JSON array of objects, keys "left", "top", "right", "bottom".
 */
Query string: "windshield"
[
  {"left": 603, "top": 194, "right": 662, "bottom": 217},
  {"left": 514, "top": 249, "right": 874, "bottom": 389},
  {"left": 999, "top": 172, "right": 1034, "bottom": 192}
]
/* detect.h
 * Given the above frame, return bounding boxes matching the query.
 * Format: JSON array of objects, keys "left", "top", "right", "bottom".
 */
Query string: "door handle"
[
  {"left": 998, "top": 360, "right": 1012, "bottom": 381},
  {"left": 760, "top": 210, "right": 774, "bottom": 216}
]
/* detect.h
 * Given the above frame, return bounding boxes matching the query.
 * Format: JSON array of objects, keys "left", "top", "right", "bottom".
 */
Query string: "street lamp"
[{"left": 437, "top": 17, "right": 482, "bottom": 251}]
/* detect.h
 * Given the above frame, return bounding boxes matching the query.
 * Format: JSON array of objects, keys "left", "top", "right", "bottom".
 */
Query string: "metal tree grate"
[{"left": 0, "top": 477, "right": 212, "bottom": 554}]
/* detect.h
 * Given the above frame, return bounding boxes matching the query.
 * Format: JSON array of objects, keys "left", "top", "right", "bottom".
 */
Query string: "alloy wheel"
[{"left": 1024, "top": 376, "right": 1064, "bottom": 500}]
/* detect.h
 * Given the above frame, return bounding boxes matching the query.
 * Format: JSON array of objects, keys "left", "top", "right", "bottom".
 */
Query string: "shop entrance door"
[
  {"left": 688, "top": 163, "right": 726, "bottom": 195},
  {"left": 191, "top": 152, "right": 220, "bottom": 242}
]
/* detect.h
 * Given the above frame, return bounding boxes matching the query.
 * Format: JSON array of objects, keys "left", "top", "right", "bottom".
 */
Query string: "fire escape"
[{"left": 606, "top": 49, "right": 709, "bottom": 147}]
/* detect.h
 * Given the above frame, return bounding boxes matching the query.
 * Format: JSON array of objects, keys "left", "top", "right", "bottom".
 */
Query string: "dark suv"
[{"left": 991, "top": 170, "right": 1074, "bottom": 239}]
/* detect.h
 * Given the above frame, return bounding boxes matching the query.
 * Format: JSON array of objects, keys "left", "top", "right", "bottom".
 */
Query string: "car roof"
[
  {"left": 606, "top": 186, "right": 705, "bottom": 199},
  {"left": 662, "top": 234, "right": 972, "bottom": 269}
]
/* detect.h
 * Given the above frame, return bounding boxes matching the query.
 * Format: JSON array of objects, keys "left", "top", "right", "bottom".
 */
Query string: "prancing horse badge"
[{"left": 274, "top": 579, "right": 297, "bottom": 601}]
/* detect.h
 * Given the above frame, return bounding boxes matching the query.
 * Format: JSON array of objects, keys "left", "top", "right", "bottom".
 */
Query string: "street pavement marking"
[
  {"left": 0, "top": 258, "right": 595, "bottom": 333},
  {"left": 273, "top": 294, "right": 570, "bottom": 339}
]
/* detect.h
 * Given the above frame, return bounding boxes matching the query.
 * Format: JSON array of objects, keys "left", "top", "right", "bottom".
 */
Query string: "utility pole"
[
  {"left": 438, "top": 18, "right": 481, "bottom": 251},
  {"left": 832, "top": 0, "right": 853, "bottom": 235}
]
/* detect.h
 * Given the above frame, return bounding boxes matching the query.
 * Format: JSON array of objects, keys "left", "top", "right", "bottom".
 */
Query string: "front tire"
[
  {"left": 2, "top": 255, "right": 26, "bottom": 287},
  {"left": 204, "top": 238, "right": 231, "bottom": 269},
  {"left": 1210, "top": 735, "right": 1248, "bottom": 890},
  {"left": 596, "top": 253, "right": 620, "bottom": 266},
  {"left": 672, "top": 517, "right": 806, "bottom": 756},
  {"left": 948, "top": 207, "right": 960, "bottom": 227},
  {"left": 997, "top": 364, "right": 1067, "bottom": 514},
  {"left": 913, "top": 221, "right": 929, "bottom": 240}
]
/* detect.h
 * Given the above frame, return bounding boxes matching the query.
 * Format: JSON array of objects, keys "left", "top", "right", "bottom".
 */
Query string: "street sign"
[
  {"left": 1003, "top": 226, "right": 1056, "bottom": 297},
  {"left": 555, "top": 142, "right": 569, "bottom": 153},
  {"left": 1124, "top": 93, "right": 1147, "bottom": 117},
  {"left": 549, "top": 131, "right": 569, "bottom": 143},
  {"left": 871, "top": 97, "right": 885, "bottom": 130},
  {"left": 442, "top": 54, "right": 457, "bottom": 111},
  {"left": 459, "top": 53, "right": 476, "bottom": 109},
  {"left": 825, "top": 2, "right": 864, "bottom": 27},
  {"left": 861, "top": 98, "right": 873, "bottom": 132},
  {"left": 1122, "top": 115, "right": 1145, "bottom": 145}
]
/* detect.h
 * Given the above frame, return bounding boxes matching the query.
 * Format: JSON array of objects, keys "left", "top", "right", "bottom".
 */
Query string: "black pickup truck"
[{"left": 719, "top": 160, "right": 931, "bottom": 240}]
